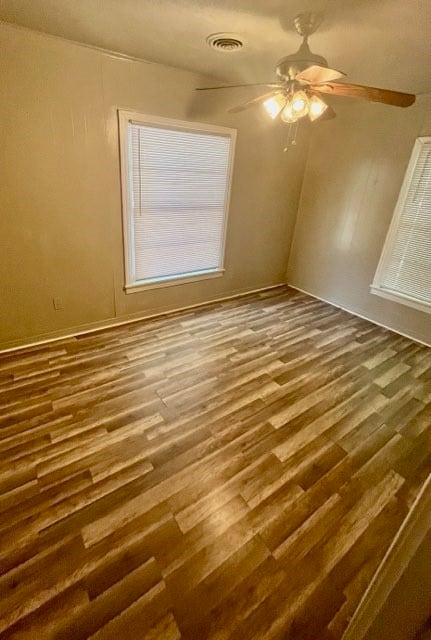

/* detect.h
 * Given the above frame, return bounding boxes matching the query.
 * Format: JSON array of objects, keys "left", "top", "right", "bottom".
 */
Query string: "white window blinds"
[
  {"left": 372, "top": 137, "right": 431, "bottom": 312},
  {"left": 123, "top": 117, "right": 234, "bottom": 288}
]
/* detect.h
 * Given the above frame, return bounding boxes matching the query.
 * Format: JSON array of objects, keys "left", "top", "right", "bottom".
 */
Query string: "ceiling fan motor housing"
[{"left": 276, "top": 41, "right": 328, "bottom": 81}]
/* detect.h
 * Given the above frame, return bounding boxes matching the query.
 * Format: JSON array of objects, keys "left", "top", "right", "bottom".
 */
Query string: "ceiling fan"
[{"left": 196, "top": 12, "right": 416, "bottom": 126}]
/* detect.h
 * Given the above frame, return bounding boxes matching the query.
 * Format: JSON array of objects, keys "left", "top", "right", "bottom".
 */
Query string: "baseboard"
[
  {"left": 289, "top": 284, "right": 431, "bottom": 348},
  {"left": 0, "top": 283, "right": 287, "bottom": 354},
  {"left": 4, "top": 282, "right": 428, "bottom": 355},
  {"left": 342, "top": 474, "right": 431, "bottom": 640}
]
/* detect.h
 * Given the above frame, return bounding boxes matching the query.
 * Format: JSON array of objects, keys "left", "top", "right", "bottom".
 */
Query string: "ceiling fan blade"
[
  {"left": 228, "top": 90, "right": 285, "bottom": 114},
  {"left": 196, "top": 82, "right": 283, "bottom": 91},
  {"left": 312, "top": 82, "right": 416, "bottom": 107},
  {"left": 295, "top": 65, "right": 345, "bottom": 84}
]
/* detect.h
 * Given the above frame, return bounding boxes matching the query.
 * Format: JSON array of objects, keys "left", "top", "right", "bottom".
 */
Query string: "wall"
[
  {"left": 287, "top": 95, "right": 431, "bottom": 345},
  {"left": 0, "top": 22, "right": 308, "bottom": 350}
]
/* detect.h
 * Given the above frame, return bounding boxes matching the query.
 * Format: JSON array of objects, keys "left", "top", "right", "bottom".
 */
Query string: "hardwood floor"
[
  {"left": 0, "top": 286, "right": 430, "bottom": 639},
  {"left": 416, "top": 621, "right": 431, "bottom": 640}
]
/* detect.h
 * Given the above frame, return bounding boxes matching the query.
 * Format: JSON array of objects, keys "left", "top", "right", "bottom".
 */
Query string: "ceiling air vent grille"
[{"left": 206, "top": 33, "right": 244, "bottom": 51}]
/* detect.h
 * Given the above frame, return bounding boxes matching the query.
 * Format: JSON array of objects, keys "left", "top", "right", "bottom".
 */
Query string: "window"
[
  {"left": 371, "top": 137, "right": 431, "bottom": 313},
  {"left": 118, "top": 111, "right": 236, "bottom": 292}
]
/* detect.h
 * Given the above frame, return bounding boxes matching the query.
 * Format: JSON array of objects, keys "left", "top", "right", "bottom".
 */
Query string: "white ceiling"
[{"left": 1, "top": 0, "right": 430, "bottom": 93}]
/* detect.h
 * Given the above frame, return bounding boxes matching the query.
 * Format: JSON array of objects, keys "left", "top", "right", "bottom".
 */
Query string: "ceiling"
[{"left": 1, "top": 0, "right": 430, "bottom": 93}]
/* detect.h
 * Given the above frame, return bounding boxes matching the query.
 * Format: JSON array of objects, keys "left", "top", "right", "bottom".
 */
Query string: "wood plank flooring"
[{"left": 0, "top": 286, "right": 430, "bottom": 639}]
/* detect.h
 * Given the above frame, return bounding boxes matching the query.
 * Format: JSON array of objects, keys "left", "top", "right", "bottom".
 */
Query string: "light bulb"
[
  {"left": 263, "top": 94, "right": 286, "bottom": 119},
  {"left": 281, "top": 100, "right": 298, "bottom": 123},
  {"left": 308, "top": 94, "right": 328, "bottom": 121},
  {"left": 290, "top": 90, "right": 309, "bottom": 118}
]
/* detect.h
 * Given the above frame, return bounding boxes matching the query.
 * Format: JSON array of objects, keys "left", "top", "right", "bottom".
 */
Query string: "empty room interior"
[{"left": 1, "top": 1, "right": 431, "bottom": 638}]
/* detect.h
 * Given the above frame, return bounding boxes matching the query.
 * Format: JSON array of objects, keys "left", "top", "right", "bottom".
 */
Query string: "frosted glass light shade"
[
  {"left": 290, "top": 91, "right": 309, "bottom": 117},
  {"left": 281, "top": 101, "right": 298, "bottom": 123},
  {"left": 263, "top": 94, "right": 286, "bottom": 119},
  {"left": 308, "top": 94, "right": 328, "bottom": 121}
]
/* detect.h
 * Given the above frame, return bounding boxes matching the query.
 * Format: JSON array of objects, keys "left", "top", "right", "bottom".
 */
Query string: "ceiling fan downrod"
[{"left": 276, "top": 12, "right": 328, "bottom": 81}]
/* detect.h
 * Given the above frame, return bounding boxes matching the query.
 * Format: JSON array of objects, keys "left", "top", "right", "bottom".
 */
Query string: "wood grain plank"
[{"left": 0, "top": 287, "right": 429, "bottom": 638}]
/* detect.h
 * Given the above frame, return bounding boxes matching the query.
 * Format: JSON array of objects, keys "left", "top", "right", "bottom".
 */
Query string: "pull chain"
[{"left": 284, "top": 121, "right": 299, "bottom": 152}]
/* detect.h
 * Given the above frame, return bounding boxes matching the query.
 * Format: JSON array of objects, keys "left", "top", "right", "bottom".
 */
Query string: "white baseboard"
[
  {"left": 0, "top": 283, "right": 286, "bottom": 354},
  {"left": 289, "top": 284, "right": 431, "bottom": 348}
]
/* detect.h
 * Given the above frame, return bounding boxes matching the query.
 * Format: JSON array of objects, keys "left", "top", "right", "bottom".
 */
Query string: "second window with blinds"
[
  {"left": 118, "top": 111, "right": 236, "bottom": 292},
  {"left": 371, "top": 136, "right": 431, "bottom": 313}
]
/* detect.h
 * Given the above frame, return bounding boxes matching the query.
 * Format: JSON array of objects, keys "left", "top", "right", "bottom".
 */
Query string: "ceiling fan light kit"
[
  {"left": 264, "top": 89, "right": 328, "bottom": 124},
  {"left": 197, "top": 11, "right": 416, "bottom": 147}
]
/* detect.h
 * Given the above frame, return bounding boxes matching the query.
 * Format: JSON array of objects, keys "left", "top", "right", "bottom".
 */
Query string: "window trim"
[
  {"left": 370, "top": 136, "right": 431, "bottom": 314},
  {"left": 118, "top": 110, "right": 237, "bottom": 294}
]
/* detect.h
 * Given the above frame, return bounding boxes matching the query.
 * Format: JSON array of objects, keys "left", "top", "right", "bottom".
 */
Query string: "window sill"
[
  {"left": 125, "top": 269, "right": 225, "bottom": 294},
  {"left": 370, "top": 285, "right": 431, "bottom": 314}
]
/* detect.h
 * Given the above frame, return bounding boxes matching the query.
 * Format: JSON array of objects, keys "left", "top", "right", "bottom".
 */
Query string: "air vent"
[{"left": 206, "top": 33, "right": 244, "bottom": 51}]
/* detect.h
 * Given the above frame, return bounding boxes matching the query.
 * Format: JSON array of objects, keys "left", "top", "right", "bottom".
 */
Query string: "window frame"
[
  {"left": 371, "top": 136, "right": 431, "bottom": 314},
  {"left": 118, "top": 109, "right": 236, "bottom": 294}
]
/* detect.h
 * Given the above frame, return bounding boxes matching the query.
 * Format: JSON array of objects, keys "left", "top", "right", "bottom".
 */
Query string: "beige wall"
[
  {"left": 287, "top": 96, "right": 431, "bottom": 345},
  {"left": 0, "top": 22, "right": 308, "bottom": 350},
  {"left": 2, "top": 20, "right": 429, "bottom": 351}
]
